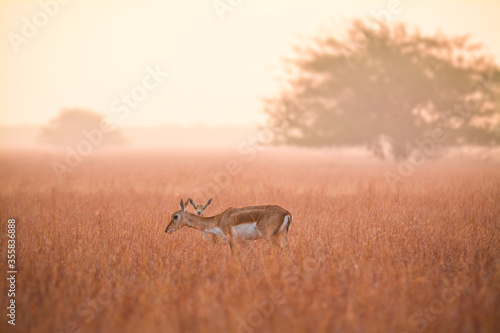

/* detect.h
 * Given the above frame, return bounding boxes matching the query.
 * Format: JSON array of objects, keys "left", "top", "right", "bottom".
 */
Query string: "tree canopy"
[
  {"left": 263, "top": 20, "right": 500, "bottom": 159},
  {"left": 39, "top": 109, "right": 126, "bottom": 148}
]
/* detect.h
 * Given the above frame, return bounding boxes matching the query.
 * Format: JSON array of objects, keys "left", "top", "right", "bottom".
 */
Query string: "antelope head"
[
  {"left": 165, "top": 199, "right": 190, "bottom": 234},
  {"left": 188, "top": 198, "right": 213, "bottom": 216}
]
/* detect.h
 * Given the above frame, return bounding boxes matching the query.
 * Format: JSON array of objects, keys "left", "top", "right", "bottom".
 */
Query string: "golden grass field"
[{"left": 0, "top": 149, "right": 499, "bottom": 333}]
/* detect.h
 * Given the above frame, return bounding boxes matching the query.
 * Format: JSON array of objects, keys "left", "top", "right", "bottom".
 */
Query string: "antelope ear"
[
  {"left": 188, "top": 198, "right": 196, "bottom": 209},
  {"left": 180, "top": 199, "right": 186, "bottom": 213},
  {"left": 204, "top": 198, "right": 213, "bottom": 209}
]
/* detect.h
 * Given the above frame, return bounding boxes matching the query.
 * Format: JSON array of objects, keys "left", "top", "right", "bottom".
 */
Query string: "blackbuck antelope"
[
  {"left": 188, "top": 198, "right": 213, "bottom": 215},
  {"left": 188, "top": 198, "right": 218, "bottom": 243},
  {"left": 165, "top": 199, "right": 292, "bottom": 251}
]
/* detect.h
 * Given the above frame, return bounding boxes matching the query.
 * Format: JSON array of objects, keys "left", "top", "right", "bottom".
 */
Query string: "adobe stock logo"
[
  {"left": 7, "top": 0, "right": 73, "bottom": 54},
  {"left": 51, "top": 65, "right": 168, "bottom": 183},
  {"left": 212, "top": 0, "right": 243, "bottom": 21}
]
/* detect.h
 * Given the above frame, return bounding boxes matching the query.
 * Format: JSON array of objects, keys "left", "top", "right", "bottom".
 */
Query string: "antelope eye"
[{"left": 173, "top": 214, "right": 180, "bottom": 221}]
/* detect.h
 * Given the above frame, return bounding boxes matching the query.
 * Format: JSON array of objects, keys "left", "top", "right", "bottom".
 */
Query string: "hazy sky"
[{"left": 0, "top": 0, "right": 499, "bottom": 127}]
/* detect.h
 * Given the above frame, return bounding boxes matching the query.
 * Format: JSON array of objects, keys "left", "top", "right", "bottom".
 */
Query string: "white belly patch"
[
  {"left": 231, "top": 222, "right": 261, "bottom": 240},
  {"left": 204, "top": 227, "right": 227, "bottom": 240}
]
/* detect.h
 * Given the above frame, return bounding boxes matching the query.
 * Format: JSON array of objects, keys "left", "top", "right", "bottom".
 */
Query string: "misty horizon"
[{"left": 2, "top": 1, "right": 500, "bottom": 129}]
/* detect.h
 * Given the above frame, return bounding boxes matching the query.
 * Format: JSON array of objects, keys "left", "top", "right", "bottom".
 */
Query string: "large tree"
[{"left": 263, "top": 20, "right": 500, "bottom": 159}]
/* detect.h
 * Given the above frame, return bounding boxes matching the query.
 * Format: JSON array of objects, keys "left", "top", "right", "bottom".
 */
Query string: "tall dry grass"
[{"left": 0, "top": 149, "right": 499, "bottom": 333}]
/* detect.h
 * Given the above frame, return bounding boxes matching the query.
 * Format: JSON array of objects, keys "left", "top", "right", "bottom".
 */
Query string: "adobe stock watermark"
[
  {"left": 236, "top": 256, "right": 324, "bottom": 333},
  {"left": 51, "top": 64, "right": 169, "bottom": 182},
  {"left": 212, "top": 0, "right": 243, "bottom": 21},
  {"left": 55, "top": 285, "right": 124, "bottom": 333},
  {"left": 384, "top": 128, "right": 447, "bottom": 189},
  {"left": 236, "top": 291, "right": 286, "bottom": 333},
  {"left": 192, "top": 126, "right": 275, "bottom": 200},
  {"left": 331, "top": 0, "right": 404, "bottom": 64},
  {"left": 385, "top": 76, "right": 498, "bottom": 190},
  {"left": 192, "top": 106, "right": 291, "bottom": 199},
  {"left": 402, "top": 278, "right": 462, "bottom": 333},
  {"left": 7, "top": 0, "right": 72, "bottom": 54}
]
